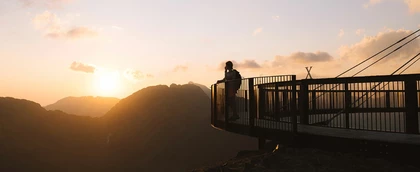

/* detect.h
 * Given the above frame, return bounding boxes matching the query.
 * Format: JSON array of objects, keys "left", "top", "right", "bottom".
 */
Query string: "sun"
[{"left": 93, "top": 70, "right": 120, "bottom": 96}]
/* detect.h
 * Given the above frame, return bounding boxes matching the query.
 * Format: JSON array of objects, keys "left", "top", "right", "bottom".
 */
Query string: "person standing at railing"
[{"left": 216, "top": 61, "right": 241, "bottom": 121}]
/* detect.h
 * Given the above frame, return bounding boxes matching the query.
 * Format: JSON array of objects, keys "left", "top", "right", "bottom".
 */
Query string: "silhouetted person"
[{"left": 217, "top": 61, "right": 241, "bottom": 121}]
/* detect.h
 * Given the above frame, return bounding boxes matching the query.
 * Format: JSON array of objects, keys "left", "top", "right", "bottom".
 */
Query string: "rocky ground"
[{"left": 191, "top": 144, "right": 420, "bottom": 172}]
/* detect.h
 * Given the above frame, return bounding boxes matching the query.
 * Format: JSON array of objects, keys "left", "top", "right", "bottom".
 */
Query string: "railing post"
[
  {"left": 312, "top": 91, "right": 316, "bottom": 111},
  {"left": 248, "top": 79, "right": 256, "bottom": 130},
  {"left": 283, "top": 90, "right": 289, "bottom": 111},
  {"left": 211, "top": 85, "right": 215, "bottom": 125},
  {"left": 224, "top": 82, "right": 229, "bottom": 129},
  {"left": 258, "top": 86, "right": 265, "bottom": 119},
  {"left": 271, "top": 89, "right": 275, "bottom": 118},
  {"left": 275, "top": 83, "right": 280, "bottom": 121},
  {"left": 299, "top": 80, "right": 309, "bottom": 124},
  {"left": 291, "top": 75, "right": 298, "bottom": 133},
  {"left": 385, "top": 91, "right": 391, "bottom": 108},
  {"left": 404, "top": 78, "right": 419, "bottom": 134},
  {"left": 345, "top": 82, "right": 351, "bottom": 129},
  {"left": 245, "top": 91, "right": 248, "bottom": 112}
]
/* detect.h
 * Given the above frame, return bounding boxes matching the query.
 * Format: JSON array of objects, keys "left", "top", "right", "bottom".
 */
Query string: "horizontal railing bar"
[
  {"left": 309, "top": 108, "right": 411, "bottom": 114},
  {"left": 300, "top": 74, "right": 420, "bottom": 85},
  {"left": 258, "top": 88, "right": 406, "bottom": 92}
]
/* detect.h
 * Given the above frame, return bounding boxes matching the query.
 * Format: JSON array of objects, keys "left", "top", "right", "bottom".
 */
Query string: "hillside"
[
  {"left": 0, "top": 97, "right": 108, "bottom": 171},
  {"left": 44, "top": 96, "right": 120, "bottom": 117},
  {"left": 0, "top": 83, "right": 256, "bottom": 171},
  {"left": 188, "top": 81, "right": 211, "bottom": 98},
  {"left": 102, "top": 83, "right": 256, "bottom": 171}
]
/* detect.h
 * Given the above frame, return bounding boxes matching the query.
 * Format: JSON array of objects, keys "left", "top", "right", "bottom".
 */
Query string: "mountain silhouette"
[
  {"left": 0, "top": 83, "right": 256, "bottom": 171},
  {"left": 44, "top": 96, "right": 120, "bottom": 117},
  {"left": 103, "top": 83, "right": 256, "bottom": 171},
  {"left": 188, "top": 81, "right": 211, "bottom": 98},
  {"left": 0, "top": 97, "right": 108, "bottom": 171}
]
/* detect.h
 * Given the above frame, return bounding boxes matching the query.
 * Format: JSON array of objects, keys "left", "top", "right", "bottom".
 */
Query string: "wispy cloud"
[
  {"left": 33, "top": 11, "right": 98, "bottom": 39},
  {"left": 236, "top": 60, "right": 261, "bottom": 69},
  {"left": 123, "top": 69, "right": 153, "bottom": 83},
  {"left": 70, "top": 61, "right": 96, "bottom": 73},
  {"left": 338, "top": 29, "right": 345, "bottom": 38},
  {"left": 271, "top": 16, "right": 280, "bottom": 20},
  {"left": 173, "top": 65, "right": 188, "bottom": 72},
  {"left": 214, "top": 51, "right": 336, "bottom": 79},
  {"left": 66, "top": 27, "right": 98, "bottom": 38},
  {"left": 355, "top": 29, "right": 365, "bottom": 36},
  {"left": 218, "top": 60, "right": 261, "bottom": 70},
  {"left": 339, "top": 28, "right": 420, "bottom": 63},
  {"left": 363, "top": 0, "right": 383, "bottom": 8},
  {"left": 215, "top": 28, "right": 420, "bottom": 79},
  {"left": 19, "top": 0, "right": 73, "bottom": 8},
  {"left": 363, "top": 0, "right": 420, "bottom": 13},
  {"left": 112, "top": 26, "right": 124, "bottom": 30},
  {"left": 271, "top": 51, "right": 334, "bottom": 68},
  {"left": 253, "top": 27, "right": 263, "bottom": 36},
  {"left": 289, "top": 51, "right": 334, "bottom": 63},
  {"left": 404, "top": 0, "right": 420, "bottom": 13}
]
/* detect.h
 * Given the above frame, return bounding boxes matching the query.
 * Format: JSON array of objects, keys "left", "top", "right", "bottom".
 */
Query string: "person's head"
[{"left": 225, "top": 61, "right": 233, "bottom": 70}]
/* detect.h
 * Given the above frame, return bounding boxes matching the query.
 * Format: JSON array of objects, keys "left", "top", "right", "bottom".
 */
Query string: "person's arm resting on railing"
[{"left": 216, "top": 78, "right": 225, "bottom": 84}]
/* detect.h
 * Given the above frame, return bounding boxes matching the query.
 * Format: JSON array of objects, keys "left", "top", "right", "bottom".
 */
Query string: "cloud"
[
  {"left": 363, "top": 0, "right": 383, "bottom": 8},
  {"left": 356, "top": 29, "right": 365, "bottom": 36},
  {"left": 70, "top": 62, "right": 96, "bottom": 73},
  {"left": 218, "top": 60, "right": 262, "bottom": 70},
  {"left": 289, "top": 51, "right": 334, "bottom": 63},
  {"left": 173, "top": 65, "right": 188, "bottom": 72},
  {"left": 19, "top": 0, "right": 73, "bottom": 8},
  {"left": 363, "top": 0, "right": 420, "bottom": 13},
  {"left": 271, "top": 16, "right": 280, "bottom": 20},
  {"left": 404, "top": 0, "right": 420, "bottom": 13},
  {"left": 33, "top": 11, "right": 63, "bottom": 32},
  {"left": 112, "top": 26, "right": 124, "bottom": 30},
  {"left": 270, "top": 51, "right": 334, "bottom": 68},
  {"left": 33, "top": 11, "right": 97, "bottom": 39},
  {"left": 66, "top": 27, "right": 98, "bottom": 38},
  {"left": 339, "top": 28, "right": 420, "bottom": 64},
  {"left": 236, "top": 60, "right": 262, "bottom": 69},
  {"left": 253, "top": 27, "right": 263, "bottom": 36},
  {"left": 338, "top": 29, "right": 345, "bottom": 38},
  {"left": 213, "top": 29, "right": 420, "bottom": 79},
  {"left": 123, "top": 69, "right": 153, "bottom": 82}
]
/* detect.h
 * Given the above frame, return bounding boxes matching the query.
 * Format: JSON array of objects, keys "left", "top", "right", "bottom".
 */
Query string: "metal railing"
[
  {"left": 211, "top": 75, "right": 296, "bottom": 132},
  {"left": 211, "top": 73, "right": 420, "bottom": 135}
]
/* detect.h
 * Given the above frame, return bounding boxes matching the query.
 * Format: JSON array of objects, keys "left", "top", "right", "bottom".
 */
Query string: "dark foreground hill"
[
  {"left": 44, "top": 96, "right": 120, "bottom": 117},
  {"left": 0, "top": 97, "right": 108, "bottom": 171},
  {"left": 103, "top": 83, "right": 256, "bottom": 171},
  {"left": 0, "top": 83, "right": 256, "bottom": 172}
]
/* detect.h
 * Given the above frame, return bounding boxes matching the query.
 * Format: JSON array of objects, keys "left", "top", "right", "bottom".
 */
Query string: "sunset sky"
[{"left": 1, "top": 0, "right": 419, "bottom": 106}]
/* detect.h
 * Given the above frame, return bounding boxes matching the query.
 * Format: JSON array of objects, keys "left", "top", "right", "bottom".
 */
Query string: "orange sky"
[{"left": 0, "top": 0, "right": 419, "bottom": 106}]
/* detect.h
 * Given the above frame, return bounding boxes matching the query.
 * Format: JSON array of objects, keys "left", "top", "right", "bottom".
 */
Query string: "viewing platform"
[{"left": 211, "top": 73, "right": 420, "bottom": 160}]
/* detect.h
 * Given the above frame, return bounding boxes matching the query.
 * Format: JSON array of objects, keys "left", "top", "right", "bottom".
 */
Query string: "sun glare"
[{"left": 93, "top": 70, "right": 120, "bottom": 96}]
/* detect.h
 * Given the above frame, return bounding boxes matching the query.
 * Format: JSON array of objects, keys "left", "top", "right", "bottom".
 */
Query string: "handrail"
[{"left": 211, "top": 73, "right": 420, "bottom": 136}]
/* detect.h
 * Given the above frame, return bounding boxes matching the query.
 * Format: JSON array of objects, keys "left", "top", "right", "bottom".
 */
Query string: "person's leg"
[
  {"left": 232, "top": 95, "right": 238, "bottom": 116},
  {"left": 228, "top": 95, "right": 239, "bottom": 120}
]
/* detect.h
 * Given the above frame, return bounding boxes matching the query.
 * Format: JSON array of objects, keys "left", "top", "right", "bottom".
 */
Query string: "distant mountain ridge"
[
  {"left": 0, "top": 97, "right": 108, "bottom": 171},
  {"left": 188, "top": 81, "right": 211, "bottom": 98},
  {"left": 44, "top": 96, "right": 120, "bottom": 117}
]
